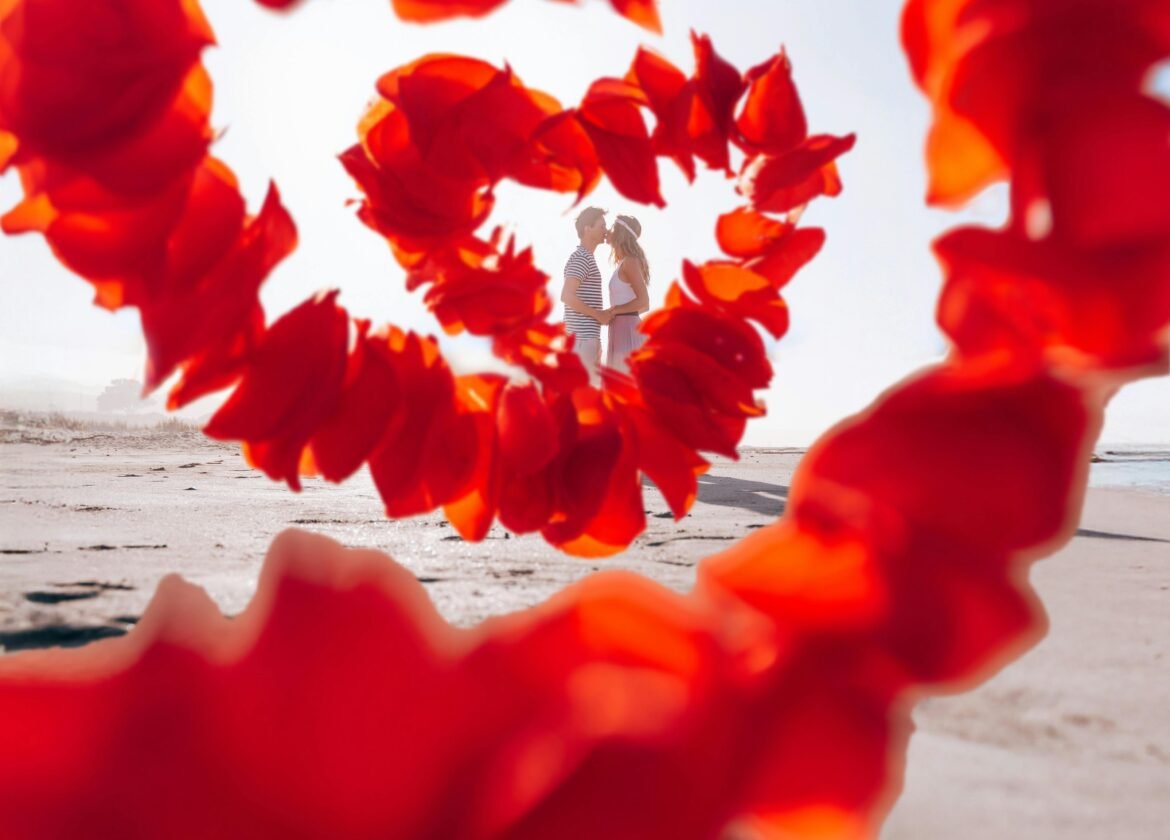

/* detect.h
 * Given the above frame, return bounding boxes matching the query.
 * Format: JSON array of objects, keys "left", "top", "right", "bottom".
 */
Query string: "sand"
[
  {"left": 884, "top": 486, "right": 1170, "bottom": 839},
  {"left": 1, "top": 414, "right": 1167, "bottom": 838}
]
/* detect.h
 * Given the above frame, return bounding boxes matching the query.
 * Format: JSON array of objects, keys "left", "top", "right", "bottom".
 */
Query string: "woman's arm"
[{"left": 607, "top": 260, "right": 649, "bottom": 315}]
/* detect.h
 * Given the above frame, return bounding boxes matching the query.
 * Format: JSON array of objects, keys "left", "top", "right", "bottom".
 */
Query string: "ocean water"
[{"left": 1088, "top": 446, "right": 1170, "bottom": 496}]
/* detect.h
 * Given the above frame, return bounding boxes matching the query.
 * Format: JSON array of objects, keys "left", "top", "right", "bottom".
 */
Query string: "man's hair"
[{"left": 575, "top": 206, "right": 607, "bottom": 239}]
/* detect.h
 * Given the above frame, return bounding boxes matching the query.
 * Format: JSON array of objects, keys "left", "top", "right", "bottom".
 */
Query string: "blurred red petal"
[
  {"left": 682, "top": 259, "right": 791, "bottom": 339},
  {"left": 734, "top": 660, "right": 895, "bottom": 830},
  {"left": 735, "top": 50, "right": 807, "bottom": 156},
  {"left": 498, "top": 381, "right": 559, "bottom": 474},
  {"left": 419, "top": 237, "right": 552, "bottom": 336},
  {"left": 611, "top": 391, "right": 708, "bottom": 520},
  {"left": 560, "top": 404, "right": 646, "bottom": 557},
  {"left": 625, "top": 47, "right": 696, "bottom": 181},
  {"left": 540, "top": 391, "right": 626, "bottom": 550},
  {"left": 309, "top": 322, "right": 403, "bottom": 483},
  {"left": 641, "top": 307, "right": 772, "bottom": 390},
  {"left": 700, "top": 518, "right": 886, "bottom": 632},
  {"left": 342, "top": 102, "right": 495, "bottom": 245},
  {"left": 366, "top": 331, "right": 461, "bottom": 518},
  {"left": 740, "top": 134, "right": 856, "bottom": 214},
  {"left": 608, "top": 0, "right": 661, "bottom": 33},
  {"left": 577, "top": 81, "right": 664, "bottom": 207},
  {"left": 514, "top": 110, "right": 602, "bottom": 199},
  {"left": 148, "top": 179, "right": 297, "bottom": 399},
  {"left": 0, "top": 0, "right": 213, "bottom": 164},
  {"left": 747, "top": 226, "right": 826, "bottom": 290},
  {"left": 204, "top": 291, "right": 349, "bottom": 491},
  {"left": 935, "top": 226, "right": 1170, "bottom": 374},
  {"left": 1021, "top": 93, "right": 1170, "bottom": 249},
  {"left": 166, "top": 304, "right": 265, "bottom": 410},
  {"left": 383, "top": 58, "right": 559, "bottom": 183},
  {"left": 443, "top": 374, "right": 507, "bottom": 541},
  {"left": 791, "top": 366, "right": 1097, "bottom": 563},
  {"left": 390, "top": 0, "right": 508, "bottom": 22},
  {"left": 498, "top": 466, "right": 555, "bottom": 534},
  {"left": 716, "top": 208, "right": 792, "bottom": 259},
  {"left": 688, "top": 32, "right": 745, "bottom": 173},
  {"left": 389, "top": 0, "right": 661, "bottom": 30},
  {"left": 901, "top": 0, "right": 1170, "bottom": 205},
  {"left": 493, "top": 323, "right": 591, "bottom": 394}
]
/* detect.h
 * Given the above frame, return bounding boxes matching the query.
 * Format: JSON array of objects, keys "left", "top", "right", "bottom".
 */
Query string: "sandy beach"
[{"left": 1, "top": 413, "right": 1167, "bottom": 838}]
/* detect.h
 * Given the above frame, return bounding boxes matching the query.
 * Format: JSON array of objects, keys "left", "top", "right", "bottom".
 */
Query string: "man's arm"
[{"left": 561, "top": 275, "right": 612, "bottom": 324}]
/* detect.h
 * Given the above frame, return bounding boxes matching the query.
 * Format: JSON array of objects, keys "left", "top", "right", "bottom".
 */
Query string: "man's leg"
[{"left": 573, "top": 337, "right": 602, "bottom": 384}]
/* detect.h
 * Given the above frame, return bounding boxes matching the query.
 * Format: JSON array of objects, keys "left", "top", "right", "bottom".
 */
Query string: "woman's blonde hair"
[{"left": 610, "top": 215, "right": 650, "bottom": 284}]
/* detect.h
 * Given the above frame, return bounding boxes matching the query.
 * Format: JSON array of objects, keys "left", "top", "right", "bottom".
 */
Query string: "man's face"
[{"left": 588, "top": 216, "right": 607, "bottom": 246}]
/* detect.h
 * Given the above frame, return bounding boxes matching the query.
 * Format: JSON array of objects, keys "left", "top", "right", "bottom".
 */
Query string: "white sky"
[{"left": 1, "top": 0, "right": 1166, "bottom": 444}]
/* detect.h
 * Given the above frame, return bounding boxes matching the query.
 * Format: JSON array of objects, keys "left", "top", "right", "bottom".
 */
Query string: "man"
[{"left": 561, "top": 206, "right": 612, "bottom": 382}]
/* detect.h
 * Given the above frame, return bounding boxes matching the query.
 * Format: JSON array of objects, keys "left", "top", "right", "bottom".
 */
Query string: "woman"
[{"left": 603, "top": 214, "right": 650, "bottom": 374}]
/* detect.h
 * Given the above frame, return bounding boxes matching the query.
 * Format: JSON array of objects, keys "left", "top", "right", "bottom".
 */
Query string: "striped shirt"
[{"left": 563, "top": 245, "right": 603, "bottom": 339}]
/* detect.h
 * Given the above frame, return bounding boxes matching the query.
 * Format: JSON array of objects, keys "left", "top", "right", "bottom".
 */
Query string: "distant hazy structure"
[{"left": 97, "top": 379, "right": 146, "bottom": 414}]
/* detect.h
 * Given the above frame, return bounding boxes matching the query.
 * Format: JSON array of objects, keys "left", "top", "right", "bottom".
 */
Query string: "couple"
[{"left": 560, "top": 206, "right": 651, "bottom": 380}]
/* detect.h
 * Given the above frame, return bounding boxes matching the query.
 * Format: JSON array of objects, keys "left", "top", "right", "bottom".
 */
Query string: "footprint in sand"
[
  {"left": 24, "top": 580, "right": 137, "bottom": 605},
  {"left": 0, "top": 625, "right": 127, "bottom": 652}
]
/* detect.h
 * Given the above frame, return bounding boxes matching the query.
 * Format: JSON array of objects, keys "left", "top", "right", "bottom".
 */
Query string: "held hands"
[{"left": 596, "top": 307, "right": 616, "bottom": 325}]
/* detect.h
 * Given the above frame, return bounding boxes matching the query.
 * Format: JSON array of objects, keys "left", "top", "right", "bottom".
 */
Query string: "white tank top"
[{"left": 609, "top": 260, "right": 637, "bottom": 307}]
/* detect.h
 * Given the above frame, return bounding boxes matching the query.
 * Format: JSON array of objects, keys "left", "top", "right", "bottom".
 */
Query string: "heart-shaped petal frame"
[{"left": 1, "top": 0, "right": 1167, "bottom": 837}]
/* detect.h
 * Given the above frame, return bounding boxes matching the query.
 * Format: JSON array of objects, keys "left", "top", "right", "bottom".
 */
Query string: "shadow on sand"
[
  {"left": 1075, "top": 528, "right": 1170, "bottom": 544},
  {"left": 694, "top": 474, "right": 789, "bottom": 517},
  {"left": 0, "top": 624, "right": 128, "bottom": 653}
]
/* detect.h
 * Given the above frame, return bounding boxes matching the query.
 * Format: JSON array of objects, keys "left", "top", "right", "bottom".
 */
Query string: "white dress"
[{"left": 606, "top": 260, "right": 644, "bottom": 374}]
